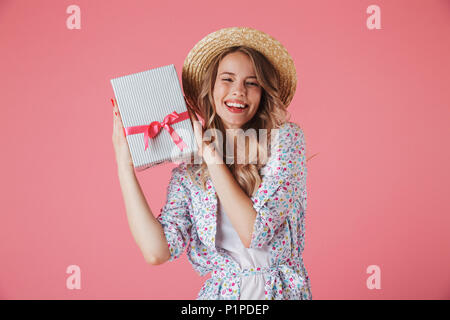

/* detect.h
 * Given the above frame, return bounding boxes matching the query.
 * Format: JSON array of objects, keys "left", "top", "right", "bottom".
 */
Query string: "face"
[{"left": 213, "top": 51, "right": 262, "bottom": 131}]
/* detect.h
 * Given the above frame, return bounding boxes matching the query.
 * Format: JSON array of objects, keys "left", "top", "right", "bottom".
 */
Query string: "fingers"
[
  {"left": 112, "top": 98, "right": 118, "bottom": 120},
  {"left": 112, "top": 98, "right": 117, "bottom": 131},
  {"left": 192, "top": 119, "right": 204, "bottom": 156},
  {"left": 111, "top": 98, "right": 126, "bottom": 137},
  {"left": 112, "top": 98, "right": 119, "bottom": 121}
]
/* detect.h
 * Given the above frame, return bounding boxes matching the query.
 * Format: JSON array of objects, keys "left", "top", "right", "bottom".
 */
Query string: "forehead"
[{"left": 217, "top": 52, "right": 256, "bottom": 76}]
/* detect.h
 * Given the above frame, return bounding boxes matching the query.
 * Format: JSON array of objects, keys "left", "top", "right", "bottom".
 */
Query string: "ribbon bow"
[{"left": 124, "top": 111, "right": 189, "bottom": 151}]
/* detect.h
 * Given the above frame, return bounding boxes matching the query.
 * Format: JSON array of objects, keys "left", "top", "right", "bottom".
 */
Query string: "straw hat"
[{"left": 182, "top": 26, "right": 297, "bottom": 112}]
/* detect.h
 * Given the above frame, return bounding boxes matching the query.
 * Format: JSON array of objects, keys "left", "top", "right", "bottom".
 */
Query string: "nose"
[{"left": 232, "top": 81, "right": 246, "bottom": 97}]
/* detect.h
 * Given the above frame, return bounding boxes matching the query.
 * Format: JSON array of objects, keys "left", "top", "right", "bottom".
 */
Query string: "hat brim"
[{"left": 182, "top": 26, "right": 297, "bottom": 112}]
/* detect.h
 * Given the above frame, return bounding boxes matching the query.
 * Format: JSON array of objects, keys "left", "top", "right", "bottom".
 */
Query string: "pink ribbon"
[{"left": 124, "top": 111, "right": 189, "bottom": 151}]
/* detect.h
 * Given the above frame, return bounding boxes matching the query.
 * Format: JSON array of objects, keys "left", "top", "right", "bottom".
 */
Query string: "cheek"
[
  {"left": 213, "top": 85, "right": 226, "bottom": 103},
  {"left": 251, "top": 90, "right": 262, "bottom": 106}
]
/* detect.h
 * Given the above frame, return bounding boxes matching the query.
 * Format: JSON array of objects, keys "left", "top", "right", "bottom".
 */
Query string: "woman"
[{"left": 112, "top": 27, "right": 312, "bottom": 300}]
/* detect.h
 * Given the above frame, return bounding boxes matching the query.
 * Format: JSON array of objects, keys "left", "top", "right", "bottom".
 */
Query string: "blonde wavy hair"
[{"left": 185, "top": 45, "right": 294, "bottom": 197}]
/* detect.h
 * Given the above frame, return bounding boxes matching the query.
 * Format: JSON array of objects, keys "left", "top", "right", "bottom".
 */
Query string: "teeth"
[{"left": 225, "top": 102, "right": 247, "bottom": 108}]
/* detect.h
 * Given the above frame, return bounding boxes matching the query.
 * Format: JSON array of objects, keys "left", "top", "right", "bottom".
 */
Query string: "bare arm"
[
  {"left": 190, "top": 118, "right": 256, "bottom": 248},
  {"left": 112, "top": 98, "right": 169, "bottom": 265},
  {"left": 117, "top": 165, "right": 171, "bottom": 265},
  {"left": 207, "top": 163, "right": 256, "bottom": 248}
]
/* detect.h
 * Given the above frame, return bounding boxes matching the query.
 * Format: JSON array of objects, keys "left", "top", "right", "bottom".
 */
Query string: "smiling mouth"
[{"left": 224, "top": 102, "right": 249, "bottom": 111}]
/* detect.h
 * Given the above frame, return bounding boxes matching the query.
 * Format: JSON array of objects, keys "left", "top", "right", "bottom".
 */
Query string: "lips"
[
  {"left": 225, "top": 104, "right": 247, "bottom": 114},
  {"left": 224, "top": 100, "right": 249, "bottom": 109}
]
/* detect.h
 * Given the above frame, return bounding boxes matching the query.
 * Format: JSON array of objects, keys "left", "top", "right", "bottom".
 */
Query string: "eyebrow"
[{"left": 219, "top": 72, "right": 257, "bottom": 79}]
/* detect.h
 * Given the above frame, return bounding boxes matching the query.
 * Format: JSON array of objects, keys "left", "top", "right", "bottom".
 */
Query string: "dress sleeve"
[
  {"left": 156, "top": 164, "right": 192, "bottom": 262},
  {"left": 248, "top": 123, "right": 307, "bottom": 249}
]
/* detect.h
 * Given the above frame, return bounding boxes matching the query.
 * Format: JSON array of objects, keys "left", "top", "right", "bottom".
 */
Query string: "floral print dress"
[{"left": 156, "top": 121, "right": 312, "bottom": 300}]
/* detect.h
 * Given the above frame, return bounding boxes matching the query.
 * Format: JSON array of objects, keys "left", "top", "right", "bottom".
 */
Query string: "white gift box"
[{"left": 110, "top": 64, "right": 198, "bottom": 171}]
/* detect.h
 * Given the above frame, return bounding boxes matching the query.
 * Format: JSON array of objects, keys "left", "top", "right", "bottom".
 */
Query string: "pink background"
[{"left": 0, "top": 0, "right": 449, "bottom": 299}]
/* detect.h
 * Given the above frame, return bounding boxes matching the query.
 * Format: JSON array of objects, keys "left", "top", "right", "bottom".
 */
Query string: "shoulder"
[
  {"left": 275, "top": 121, "right": 305, "bottom": 147},
  {"left": 169, "top": 161, "right": 202, "bottom": 191},
  {"left": 168, "top": 161, "right": 191, "bottom": 188},
  {"left": 263, "top": 121, "right": 306, "bottom": 177},
  {"left": 271, "top": 121, "right": 306, "bottom": 160}
]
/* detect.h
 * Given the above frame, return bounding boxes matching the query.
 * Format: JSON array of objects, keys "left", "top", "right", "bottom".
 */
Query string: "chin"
[{"left": 224, "top": 119, "right": 247, "bottom": 128}]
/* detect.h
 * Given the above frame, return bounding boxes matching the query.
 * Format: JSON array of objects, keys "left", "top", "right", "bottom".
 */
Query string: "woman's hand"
[
  {"left": 111, "top": 98, "right": 133, "bottom": 170},
  {"left": 193, "top": 119, "right": 224, "bottom": 166},
  {"left": 185, "top": 100, "right": 223, "bottom": 166}
]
